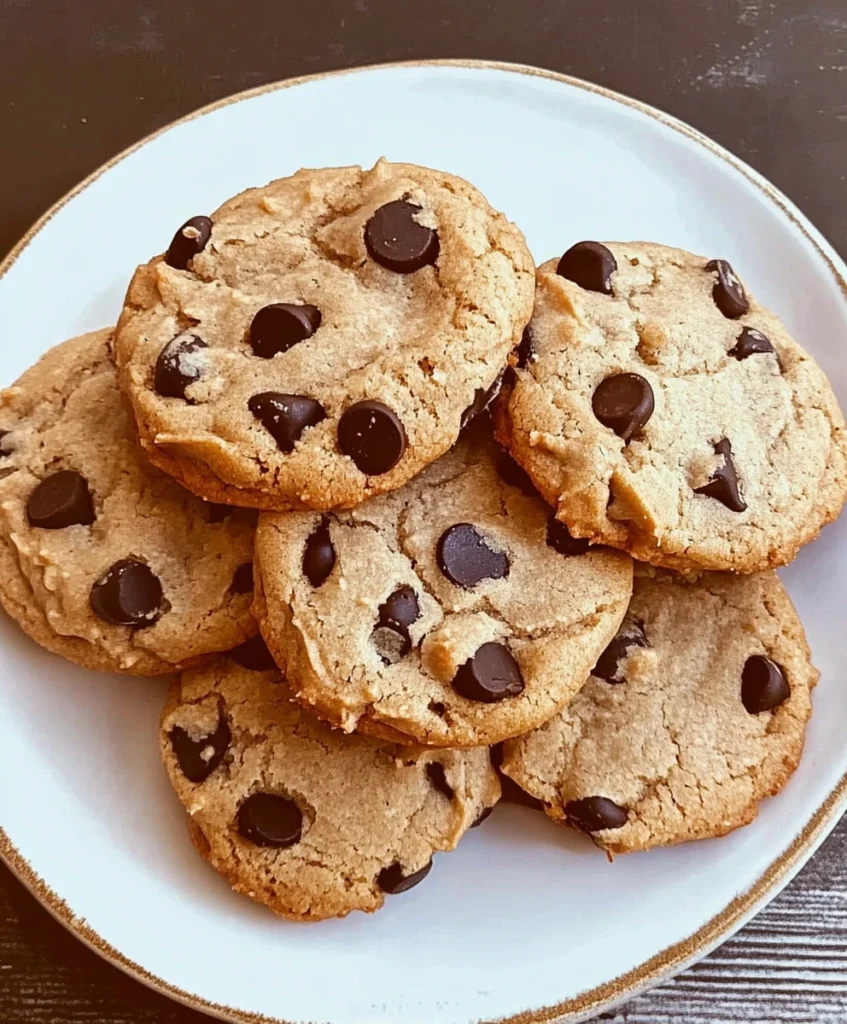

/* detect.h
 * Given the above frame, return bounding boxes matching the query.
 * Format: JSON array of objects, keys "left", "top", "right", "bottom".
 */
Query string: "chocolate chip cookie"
[
  {"left": 501, "top": 569, "right": 816, "bottom": 853},
  {"left": 494, "top": 241, "right": 847, "bottom": 573},
  {"left": 0, "top": 330, "right": 256, "bottom": 674},
  {"left": 114, "top": 160, "right": 534, "bottom": 511},
  {"left": 160, "top": 656, "right": 499, "bottom": 920},
  {"left": 254, "top": 422, "right": 633, "bottom": 747}
]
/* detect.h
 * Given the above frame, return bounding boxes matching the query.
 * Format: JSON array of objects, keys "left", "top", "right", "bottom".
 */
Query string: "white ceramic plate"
[{"left": 1, "top": 60, "right": 846, "bottom": 1024}]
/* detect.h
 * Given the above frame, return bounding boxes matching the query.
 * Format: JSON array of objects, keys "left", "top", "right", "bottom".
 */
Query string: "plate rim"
[{"left": 2, "top": 56, "right": 847, "bottom": 1024}]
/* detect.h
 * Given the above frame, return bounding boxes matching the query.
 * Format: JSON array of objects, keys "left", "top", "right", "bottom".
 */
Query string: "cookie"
[
  {"left": 0, "top": 330, "right": 256, "bottom": 675},
  {"left": 494, "top": 241, "right": 847, "bottom": 573},
  {"left": 254, "top": 421, "right": 633, "bottom": 747},
  {"left": 501, "top": 569, "right": 816, "bottom": 853},
  {"left": 114, "top": 159, "right": 534, "bottom": 511},
  {"left": 160, "top": 656, "right": 499, "bottom": 920}
]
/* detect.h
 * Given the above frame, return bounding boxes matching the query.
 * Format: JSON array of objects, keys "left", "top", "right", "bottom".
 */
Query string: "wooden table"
[{"left": 2, "top": 1, "right": 847, "bottom": 1021}]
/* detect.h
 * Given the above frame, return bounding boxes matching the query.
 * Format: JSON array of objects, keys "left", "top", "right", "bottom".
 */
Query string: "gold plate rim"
[{"left": 2, "top": 57, "right": 847, "bottom": 1024}]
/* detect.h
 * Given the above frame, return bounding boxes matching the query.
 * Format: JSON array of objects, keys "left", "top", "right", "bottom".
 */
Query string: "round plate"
[{"left": 1, "top": 59, "right": 846, "bottom": 1024}]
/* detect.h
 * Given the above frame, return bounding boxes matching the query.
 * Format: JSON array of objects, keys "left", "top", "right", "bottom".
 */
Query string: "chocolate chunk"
[
  {"left": 377, "top": 858, "right": 433, "bottom": 894},
  {"left": 565, "top": 796, "right": 628, "bottom": 832},
  {"left": 437, "top": 523, "right": 509, "bottom": 588},
  {"left": 706, "top": 259, "right": 749, "bottom": 319},
  {"left": 496, "top": 452, "right": 538, "bottom": 497},
  {"left": 741, "top": 655, "right": 790, "bottom": 713},
  {"left": 592, "top": 373, "right": 655, "bottom": 443},
  {"left": 471, "top": 806, "right": 494, "bottom": 827},
  {"left": 372, "top": 585, "right": 420, "bottom": 665},
  {"left": 426, "top": 762, "right": 454, "bottom": 800},
  {"left": 229, "top": 634, "right": 277, "bottom": 671},
  {"left": 170, "top": 713, "right": 231, "bottom": 783},
  {"left": 249, "top": 392, "right": 326, "bottom": 454},
  {"left": 364, "top": 199, "right": 439, "bottom": 273},
  {"left": 27, "top": 470, "right": 95, "bottom": 529},
  {"left": 516, "top": 325, "right": 535, "bottom": 368},
  {"left": 695, "top": 438, "right": 746, "bottom": 512},
  {"left": 231, "top": 562, "right": 254, "bottom": 593},
  {"left": 379, "top": 585, "right": 420, "bottom": 632},
  {"left": 165, "top": 215, "right": 212, "bottom": 270},
  {"left": 237, "top": 793, "right": 303, "bottom": 848},
  {"left": 730, "top": 327, "right": 775, "bottom": 360},
  {"left": 460, "top": 372, "right": 504, "bottom": 430},
  {"left": 303, "top": 519, "right": 335, "bottom": 587},
  {"left": 154, "top": 334, "right": 207, "bottom": 400},
  {"left": 453, "top": 642, "right": 524, "bottom": 703},
  {"left": 546, "top": 517, "right": 590, "bottom": 556},
  {"left": 89, "top": 558, "right": 163, "bottom": 628},
  {"left": 337, "top": 400, "right": 406, "bottom": 475},
  {"left": 428, "top": 700, "right": 446, "bottom": 717},
  {"left": 593, "top": 623, "right": 649, "bottom": 683},
  {"left": 249, "top": 303, "right": 321, "bottom": 359},
  {"left": 556, "top": 241, "right": 617, "bottom": 294}
]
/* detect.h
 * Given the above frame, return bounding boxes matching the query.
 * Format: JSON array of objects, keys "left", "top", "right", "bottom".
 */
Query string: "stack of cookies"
[{"left": 2, "top": 159, "right": 845, "bottom": 921}]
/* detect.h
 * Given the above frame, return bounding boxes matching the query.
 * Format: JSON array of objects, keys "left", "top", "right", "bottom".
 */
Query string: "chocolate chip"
[
  {"left": 496, "top": 452, "right": 538, "bottom": 497},
  {"left": 730, "top": 327, "right": 775, "bottom": 360},
  {"left": 230, "top": 635, "right": 277, "bottom": 671},
  {"left": 460, "top": 372, "right": 504, "bottom": 429},
  {"left": 337, "top": 400, "right": 406, "bottom": 475},
  {"left": 741, "top": 655, "right": 790, "bottom": 713},
  {"left": 27, "top": 470, "right": 94, "bottom": 529},
  {"left": 237, "top": 793, "right": 302, "bottom": 848},
  {"left": 165, "top": 215, "right": 212, "bottom": 270},
  {"left": 565, "top": 796, "right": 628, "bottom": 832},
  {"left": 379, "top": 585, "right": 420, "bottom": 632},
  {"left": 695, "top": 438, "right": 746, "bottom": 512},
  {"left": 593, "top": 623, "right": 649, "bottom": 683},
  {"left": 154, "top": 334, "right": 207, "bottom": 400},
  {"left": 426, "top": 762, "right": 454, "bottom": 800},
  {"left": 471, "top": 806, "right": 494, "bottom": 827},
  {"left": 428, "top": 700, "right": 446, "bottom": 717},
  {"left": 231, "top": 563, "right": 253, "bottom": 593},
  {"left": 303, "top": 519, "right": 335, "bottom": 587},
  {"left": 170, "top": 713, "right": 231, "bottom": 783},
  {"left": 437, "top": 524, "right": 509, "bottom": 588},
  {"left": 249, "top": 392, "right": 326, "bottom": 454},
  {"left": 592, "top": 373, "right": 655, "bottom": 443},
  {"left": 556, "top": 241, "right": 617, "bottom": 294},
  {"left": 89, "top": 558, "right": 163, "bottom": 627},
  {"left": 546, "top": 517, "right": 590, "bottom": 556},
  {"left": 249, "top": 303, "right": 321, "bottom": 359},
  {"left": 377, "top": 858, "right": 433, "bottom": 894},
  {"left": 364, "top": 199, "right": 439, "bottom": 273},
  {"left": 453, "top": 642, "right": 524, "bottom": 703},
  {"left": 372, "top": 585, "right": 420, "bottom": 665},
  {"left": 516, "top": 325, "right": 535, "bottom": 368},
  {"left": 706, "top": 259, "right": 749, "bottom": 319}
]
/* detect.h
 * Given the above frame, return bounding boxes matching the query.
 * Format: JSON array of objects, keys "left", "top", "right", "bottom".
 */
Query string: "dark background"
[{"left": 2, "top": 1, "right": 847, "bottom": 1021}]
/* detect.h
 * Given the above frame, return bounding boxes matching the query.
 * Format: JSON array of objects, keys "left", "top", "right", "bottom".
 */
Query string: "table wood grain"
[{"left": 2, "top": 1, "right": 847, "bottom": 1021}]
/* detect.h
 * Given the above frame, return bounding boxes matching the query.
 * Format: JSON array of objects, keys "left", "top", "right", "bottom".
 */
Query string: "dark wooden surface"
[{"left": 2, "top": 1, "right": 847, "bottom": 1021}]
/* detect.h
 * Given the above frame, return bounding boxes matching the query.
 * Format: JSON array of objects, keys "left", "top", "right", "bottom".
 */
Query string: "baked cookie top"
[
  {"left": 494, "top": 241, "right": 847, "bottom": 573},
  {"left": 115, "top": 160, "right": 534, "bottom": 510},
  {"left": 254, "top": 422, "right": 633, "bottom": 747},
  {"left": 501, "top": 569, "right": 816, "bottom": 853},
  {"left": 160, "top": 657, "right": 499, "bottom": 920},
  {"left": 0, "top": 330, "right": 256, "bottom": 675}
]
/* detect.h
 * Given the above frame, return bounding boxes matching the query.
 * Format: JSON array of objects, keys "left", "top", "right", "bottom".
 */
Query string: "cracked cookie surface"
[
  {"left": 501, "top": 569, "right": 816, "bottom": 853},
  {"left": 160, "top": 656, "right": 499, "bottom": 920},
  {"left": 254, "top": 422, "right": 633, "bottom": 747},
  {"left": 0, "top": 329, "right": 256, "bottom": 674},
  {"left": 494, "top": 242, "right": 847, "bottom": 573},
  {"left": 114, "top": 160, "right": 534, "bottom": 510}
]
